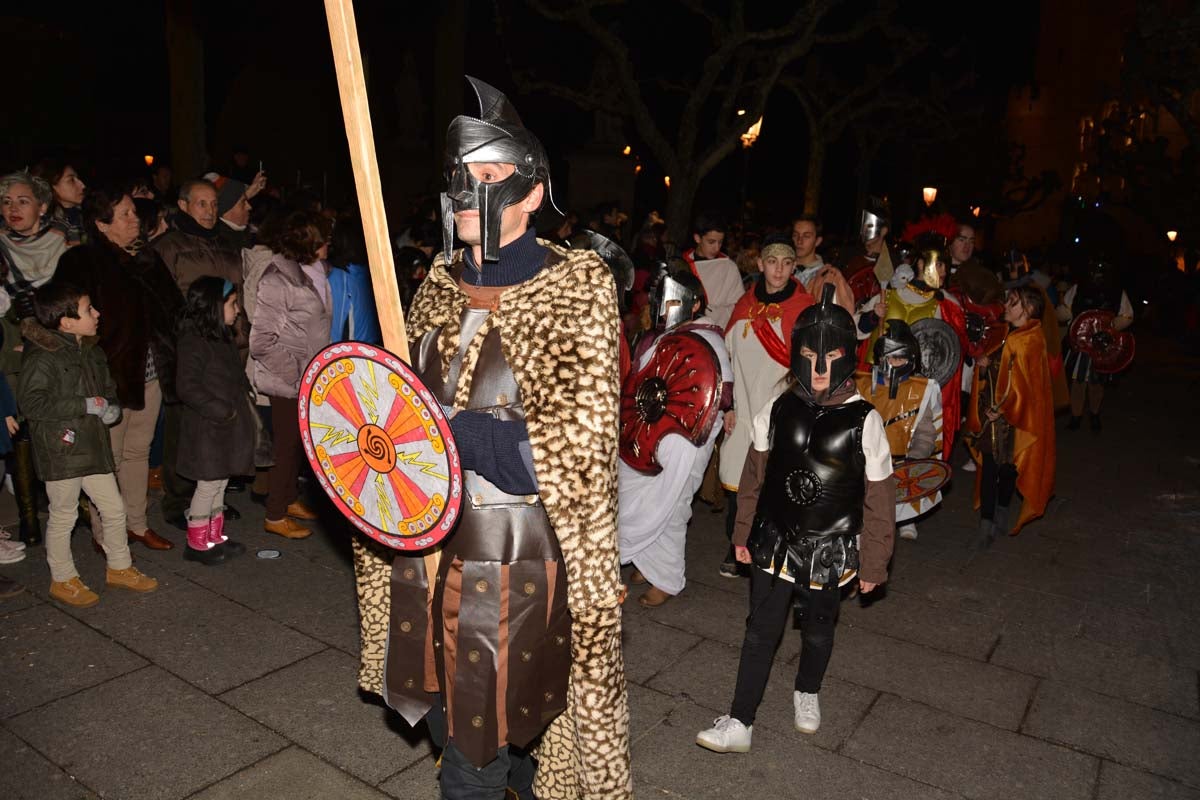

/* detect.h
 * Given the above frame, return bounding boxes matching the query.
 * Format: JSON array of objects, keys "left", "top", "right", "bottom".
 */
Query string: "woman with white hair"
[{"left": 0, "top": 170, "right": 76, "bottom": 546}]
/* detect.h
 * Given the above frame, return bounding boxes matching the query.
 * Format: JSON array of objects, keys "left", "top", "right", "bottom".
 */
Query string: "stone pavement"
[{"left": 1, "top": 338, "right": 1198, "bottom": 799}]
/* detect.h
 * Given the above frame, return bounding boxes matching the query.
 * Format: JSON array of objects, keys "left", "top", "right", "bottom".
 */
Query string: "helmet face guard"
[
  {"left": 651, "top": 268, "right": 703, "bottom": 332},
  {"left": 441, "top": 77, "right": 555, "bottom": 263},
  {"left": 790, "top": 284, "right": 858, "bottom": 396},
  {"left": 860, "top": 210, "right": 885, "bottom": 244},
  {"left": 873, "top": 319, "right": 921, "bottom": 399}
]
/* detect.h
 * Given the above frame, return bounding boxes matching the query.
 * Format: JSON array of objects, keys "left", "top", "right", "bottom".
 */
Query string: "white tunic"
[{"left": 618, "top": 321, "right": 732, "bottom": 595}]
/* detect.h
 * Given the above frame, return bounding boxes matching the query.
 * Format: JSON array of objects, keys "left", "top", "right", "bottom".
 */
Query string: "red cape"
[{"left": 725, "top": 279, "right": 814, "bottom": 367}]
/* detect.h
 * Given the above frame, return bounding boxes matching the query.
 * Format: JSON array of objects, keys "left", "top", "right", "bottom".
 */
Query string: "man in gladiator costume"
[{"left": 352, "top": 77, "right": 631, "bottom": 799}]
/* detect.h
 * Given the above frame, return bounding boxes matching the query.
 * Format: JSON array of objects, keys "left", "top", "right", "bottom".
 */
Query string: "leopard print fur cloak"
[{"left": 352, "top": 241, "right": 632, "bottom": 798}]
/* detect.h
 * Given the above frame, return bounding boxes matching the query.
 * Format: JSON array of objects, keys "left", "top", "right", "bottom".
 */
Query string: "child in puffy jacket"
[
  {"left": 175, "top": 277, "right": 256, "bottom": 565},
  {"left": 18, "top": 280, "right": 158, "bottom": 607}
]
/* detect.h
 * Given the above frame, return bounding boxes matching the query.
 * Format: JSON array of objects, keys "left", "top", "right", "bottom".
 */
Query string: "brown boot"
[
  {"left": 638, "top": 586, "right": 673, "bottom": 607},
  {"left": 265, "top": 518, "right": 312, "bottom": 539},
  {"left": 50, "top": 577, "right": 100, "bottom": 608},
  {"left": 106, "top": 566, "right": 159, "bottom": 593}
]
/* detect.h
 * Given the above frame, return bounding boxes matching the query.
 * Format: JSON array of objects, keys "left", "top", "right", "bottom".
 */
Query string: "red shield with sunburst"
[
  {"left": 298, "top": 342, "right": 462, "bottom": 550},
  {"left": 619, "top": 331, "right": 722, "bottom": 475}
]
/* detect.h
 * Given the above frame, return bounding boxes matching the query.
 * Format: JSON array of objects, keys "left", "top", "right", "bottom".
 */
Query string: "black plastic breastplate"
[{"left": 758, "top": 390, "right": 872, "bottom": 538}]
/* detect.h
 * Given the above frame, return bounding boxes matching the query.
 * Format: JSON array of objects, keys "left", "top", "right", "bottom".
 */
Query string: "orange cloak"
[{"left": 965, "top": 320, "right": 1056, "bottom": 533}]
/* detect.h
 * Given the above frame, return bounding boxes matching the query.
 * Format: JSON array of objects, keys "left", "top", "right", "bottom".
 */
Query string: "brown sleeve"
[
  {"left": 859, "top": 476, "right": 896, "bottom": 583},
  {"left": 732, "top": 448, "right": 769, "bottom": 547}
]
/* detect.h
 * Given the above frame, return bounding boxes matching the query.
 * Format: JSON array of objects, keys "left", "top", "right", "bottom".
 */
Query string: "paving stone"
[
  {"left": 828, "top": 624, "right": 1037, "bottom": 730},
  {"left": 621, "top": 612, "right": 703, "bottom": 686},
  {"left": 74, "top": 580, "right": 325, "bottom": 693},
  {"left": 378, "top": 754, "right": 440, "bottom": 800},
  {"left": 7, "top": 666, "right": 284, "bottom": 800},
  {"left": 0, "top": 575, "right": 42, "bottom": 614},
  {"left": 628, "top": 682, "right": 683, "bottom": 744},
  {"left": 839, "top": 587, "right": 999, "bottom": 661},
  {"left": 646, "top": 638, "right": 877, "bottom": 751},
  {"left": 0, "top": 604, "right": 146, "bottom": 718},
  {"left": 221, "top": 649, "right": 433, "bottom": 785},
  {"left": 632, "top": 698, "right": 959, "bottom": 800},
  {"left": 843, "top": 693, "right": 1097, "bottom": 800},
  {"left": 1097, "top": 761, "right": 1200, "bottom": 800},
  {"left": 624, "top": 578, "right": 754, "bottom": 651},
  {"left": 190, "top": 745, "right": 392, "bottom": 800},
  {"left": 990, "top": 629, "right": 1198, "bottom": 718},
  {"left": 1081, "top": 603, "right": 1173, "bottom": 662},
  {"left": 182, "top": 550, "right": 360, "bottom": 654},
  {"left": 1024, "top": 680, "right": 1200, "bottom": 788},
  {"left": 0, "top": 727, "right": 98, "bottom": 800}
]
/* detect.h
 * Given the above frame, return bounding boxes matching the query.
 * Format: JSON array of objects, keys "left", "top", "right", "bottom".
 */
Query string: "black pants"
[
  {"left": 425, "top": 700, "right": 536, "bottom": 800},
  {"left": 723, "top": 489, "right": 738, "bottom": 562},
  {"left": 979, "top": 454, "right": 1018, "bottom": 520},
  {"left": 730, "top": 567, "right": 841, "bottom": 726}
]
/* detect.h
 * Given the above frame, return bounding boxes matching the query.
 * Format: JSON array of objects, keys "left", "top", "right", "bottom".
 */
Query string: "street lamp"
[
  {"left": 970, "top": 205, "right": 981, "bottom": 217},
  {"left": 922, "top": 186, "right": 938, "bottom": 206},
  {"left": 664, "top": 175, "right": 671, "bottom": 189},
  {"left": 1167, "top": 230, "right": 1178, "bottom": 242},
  {"left": 144, "top": 155, "right": 155, "bottom": 166}
]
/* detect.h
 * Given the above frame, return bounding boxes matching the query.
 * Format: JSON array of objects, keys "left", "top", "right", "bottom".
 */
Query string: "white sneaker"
[
  {"left": 0, "top": 540, "right": 26, "bottom": 564},
  {"left": 898, "top": 524, "right": 918, "bottom": 540},
  {"left": 961, "top": 458, "right": 977, "bottom": 473},
  {"left": 0, "top": 528, "right": 24, "bottom": 548},
  {"left": 794, "top": 691, "right": 821, "bottom": 734},
  {"left": 696, "top": 715, "right": 752, "bottom": 753}
]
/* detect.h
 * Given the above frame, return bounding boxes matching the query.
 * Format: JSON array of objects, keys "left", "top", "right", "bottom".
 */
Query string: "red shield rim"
[{"left": 298, "top": 342, "right": 462, "bottom": 551}]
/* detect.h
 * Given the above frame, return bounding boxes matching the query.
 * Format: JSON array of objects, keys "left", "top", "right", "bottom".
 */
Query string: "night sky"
[{"left": 6, "top": 1, "right": 1041, "bottom": 236}]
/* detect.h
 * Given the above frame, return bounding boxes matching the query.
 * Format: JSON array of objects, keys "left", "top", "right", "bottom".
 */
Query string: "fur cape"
[{"left": 352, "top": 240, "right": 631, "bottom": 798}]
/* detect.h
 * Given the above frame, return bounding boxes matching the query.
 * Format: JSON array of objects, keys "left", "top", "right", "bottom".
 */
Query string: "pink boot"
[
  {"left": 183, "top": 516, "right": 226, "bottom": 565},
  {"left": 208, "top": 510, "right": 245, "bottom": 556}
]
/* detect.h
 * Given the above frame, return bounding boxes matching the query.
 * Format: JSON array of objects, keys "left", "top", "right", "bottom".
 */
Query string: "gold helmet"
[{"left": 913, "top": 233, "right": 948, "bottom": 289}]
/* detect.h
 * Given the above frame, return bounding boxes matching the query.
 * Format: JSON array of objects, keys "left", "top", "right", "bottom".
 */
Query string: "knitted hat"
[{"left": 212, "top": 176, "right": 248, "bottom": 217}]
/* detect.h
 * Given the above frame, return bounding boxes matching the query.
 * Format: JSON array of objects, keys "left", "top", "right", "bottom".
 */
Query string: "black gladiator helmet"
[
  {"left": 873, "top": 319, "right": 921, "bottom": 399},
  {"left": 442, "top": 76, "right": 556, "bottom": 263},
  {"left": 790, "top": 284, "right": 858, "bottom": 395}
]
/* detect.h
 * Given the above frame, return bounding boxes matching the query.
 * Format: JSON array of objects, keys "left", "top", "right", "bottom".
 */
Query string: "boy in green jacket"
[{"left": 19, "top": 280, "right": 158, "bottom": 607}]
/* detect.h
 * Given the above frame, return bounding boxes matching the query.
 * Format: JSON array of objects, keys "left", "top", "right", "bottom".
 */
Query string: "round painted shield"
[
  {"left": 911, "top": 318, "right": 963, "bottom": 387},
  {"left": 1068, "top": 309, "right": 1135, "bottom": 374},
  {"left": 848, "top": 269, "right": 881, "bottom": 305},
  {"left": 298, "top": 342, "right": 462, "bottom": 551},
  {"left": 620, "top": 331, "right": 722, "bottom": 475},
  {"left": 894, "top": 458, "right": 952, "bottom": 504}
]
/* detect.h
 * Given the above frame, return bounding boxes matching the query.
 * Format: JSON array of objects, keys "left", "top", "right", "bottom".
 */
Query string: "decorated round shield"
[
  {"left": 848, "top": 269, "right": 881, "bottom": 305},
  {"left": 620, "top": 332, "right": 722, "bottom": 475},
  {"left": 298, "top": 342, "right": 462, "bottom": 551},
  {"left": 1068, "top": 309, "right": 1135, "bottom": 374},
  {"left": 894, "top": 458, "right": 952, "bottom": 504},
  {"left": 962, "top": 300, "right": 1007, "bottom": 358},
  {"left": 911, "top": 318, "right": 962, "bottom": 387}
]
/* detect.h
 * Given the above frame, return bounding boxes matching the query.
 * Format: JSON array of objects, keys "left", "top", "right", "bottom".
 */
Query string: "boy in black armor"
[{"left": 696, "top": 285, "right": 895, "bottom": 752}]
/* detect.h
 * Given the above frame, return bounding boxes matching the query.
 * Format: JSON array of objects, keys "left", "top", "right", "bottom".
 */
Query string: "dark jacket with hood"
[
  {"left": 175, "top": 328, "right": 255, "bottom": 481},
  {"left": 17, "top": 319, "right": 117, "bottom": 481},
  {"left": 55, "top": 241, "right": 184, "bottom": 407}
]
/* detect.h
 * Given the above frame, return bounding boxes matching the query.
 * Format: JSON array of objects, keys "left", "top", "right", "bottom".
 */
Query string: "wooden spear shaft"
[
  {"left": 323, "top": 0, "right": 409, "bottom": 361},
  {"left": 324, "top": 0, "right": 442, "bottom": 578}
]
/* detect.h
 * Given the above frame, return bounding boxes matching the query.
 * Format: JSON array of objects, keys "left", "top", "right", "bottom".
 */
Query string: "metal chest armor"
[
  {"left": 385, "top": 300, "right": 571, "bottom": 770},
  {"left": 865, "top": 287, "right": 939, "bottom": 364},
  {"left": 760, "top": 389, "right": 872, "bottom": 539}
]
